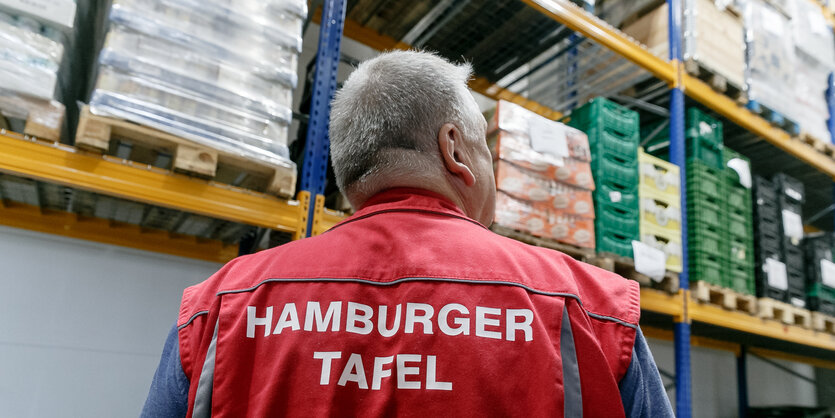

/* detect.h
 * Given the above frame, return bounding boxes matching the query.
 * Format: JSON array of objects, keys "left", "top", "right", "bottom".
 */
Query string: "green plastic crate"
[
  {"left": 591, "top": 152, "right": 639, "bottom": 186},
  {"left": 726, "top": 262, "right": 755, "bottom": 295},
  {"left": 727, "top": 235, "right": 754, "bottom": 266},
  {"left": 685, "top": 107, "right": 723, "bottom": 145},
  {"left": 568, "top": 97, "right": 640, "bottom": 137},
  {"left": 690, "top": 251, "right": 725, "bottom": 285},
  {"left": 725, "top": 186, "right": 752, "bottom": 217},
  {"left": 807, "top": 282, "right": 835, "bottom": 299},
  {"left": 686, "top": 162, "right": 724, "bottom": 200},
  {"left": 596, "top": 229, "right": 635, "bottom": 258},
  {"left": 686, "top": 135, "right": 724, "bottom": 169},
  {"left": 687, "top": 197, "right": 724, "bottom": 229},
  {"left": 594, "top": 182, "right": 638, "bottom": 209},
  {"left": 688, "top": 227, "right": 724, "bottom": 256},
  {"left": 586, "top": 127, "right": 640, "bottom": 161},
  {"left": 727, "top": 213, "right": 753, "bottom": 241},
  {"left": 595, "top": 200, "right": 640, "bottom": 236}
]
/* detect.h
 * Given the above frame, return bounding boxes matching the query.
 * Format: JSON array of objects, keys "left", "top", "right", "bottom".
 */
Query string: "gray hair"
[{"left": 329, "top": 50, "right": 481, "bottom": 205}]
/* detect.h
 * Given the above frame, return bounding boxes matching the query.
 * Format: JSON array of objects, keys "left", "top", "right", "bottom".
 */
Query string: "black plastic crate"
[
  {"left": 807, "top": 297, "right": 835, "bottom": 316},
  {"left": 787, "top": 265, "right": 806, "bottom": 293},
  {"left": 753, "top": 176, "right": 777, "bottom": 203},
  {"left": 777, "top": 196, "right": 802, "bottom": 218},
  {"left": 783, "top": 242, "right": 805, "bottom": 270},
  {"left": 756, "top": 264, "right": 787, "bottom": 301},
  {"left": 772, "top": 173, "right": 805, "bottom": 204}
]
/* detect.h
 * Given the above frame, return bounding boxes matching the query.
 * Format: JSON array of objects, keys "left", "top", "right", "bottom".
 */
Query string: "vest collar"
[{"left": 334, "top": 188, "right": 487, "bottom": 230}]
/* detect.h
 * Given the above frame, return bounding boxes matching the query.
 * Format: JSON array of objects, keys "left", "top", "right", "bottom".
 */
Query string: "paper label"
[
  {"left": 781, "top": 210, "right": 803, "bottom": 240},
  {"left": 609, "top": 191, "right": 622, "bottom": 203},
  {"left": 698, "top": 121, "right": 713, "bottom": 136},
  {"left": 529, "top": 117, "right": 569, "bottom": 160},
  {"left": 727, "top": 158, "right": 752, "bottom": 189},
  {"left": 790, "top": 297, "right": 806, "bottom": 308},
  {"left": 633, "top": 240, "right": 667, "bottom": 282},
  {"left": 821, "top": 259, "right": 835, "bottom": 288},
  {"left": 785, "top": 188, "right": 803, "bottom": 202},
  {"left": 765, "top": 258, "right": 788, "bottom": 290}
]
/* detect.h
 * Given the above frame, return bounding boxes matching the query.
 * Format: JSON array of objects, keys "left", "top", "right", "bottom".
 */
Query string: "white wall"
[
  {"left": 0, "top": 226, "right": 221, "bottom": 417},
  {"left": 647, "top": 337, "right": 819, "bottom": 417}
]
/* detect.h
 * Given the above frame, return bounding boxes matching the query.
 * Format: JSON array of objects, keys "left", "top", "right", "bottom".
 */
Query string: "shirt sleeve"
[
  {"left": 618, "top": 327, "right": 674, "bottom": 417},
  {"left": 141, "top": 323, "right": 190, "bottom": 418}
]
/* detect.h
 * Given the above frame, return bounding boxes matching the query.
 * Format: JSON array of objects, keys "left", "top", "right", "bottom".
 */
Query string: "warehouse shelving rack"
[{"left": 319, "top": 0, "right": 835, "bottom": 415}]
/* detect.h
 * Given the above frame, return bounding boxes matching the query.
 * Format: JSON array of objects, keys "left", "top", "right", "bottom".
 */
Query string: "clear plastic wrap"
[
  {"left": 112, "top": 0, "right": 303, "bottom": 55},
  {"left": 494, "top": 191, "right": 596, "bottom": 248},
  {"left": 743, "top": 0, "right": 795, "bottom": 117},
  {"left": 790, "top": 0, "right": 834, "bottom": 66},
  {"left": 107, "top": 5, "right": 299, "bottom": 88},
  {"left": 496, "top": 160, "right": 595, "bottom": 219},
  {"left": 792, "top": 54, "right": 831, "bottom": 142},
  {"left": 100, "top": 29, "right": 293, "bottom": 119},
  {"left": 0, "top": 15, "right": 63, "bottom": 99},
  {"left": 91, "top": 67, "right": 292, "bottom": 165},
  {"left": 0, "top": 0, "right": 77, "bottom": 30}
]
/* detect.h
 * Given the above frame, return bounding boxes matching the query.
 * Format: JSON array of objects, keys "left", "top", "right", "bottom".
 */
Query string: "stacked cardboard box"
[
  {"left": 568, "top": 97, "right": 640, "bottom": 258},
  {"left": 87, "top": 0, "right": 304, "bottom": 186},
  {"left": 489, "top": 100, "right": 596, "bottom": 248},
  {"left": 622, "top": 0, "right": 745, "bottom": 92},
  {"left": 638, "top": 148, "right": 683, "bottom": 272}
]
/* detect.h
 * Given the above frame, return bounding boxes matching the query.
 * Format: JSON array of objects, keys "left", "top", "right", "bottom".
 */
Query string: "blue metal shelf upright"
[
  {"left": 667, "top": 0, "right": 692, "bottom": 416},
  {"left": 300, "top": 0, "right": 347, "bottom": 237}
]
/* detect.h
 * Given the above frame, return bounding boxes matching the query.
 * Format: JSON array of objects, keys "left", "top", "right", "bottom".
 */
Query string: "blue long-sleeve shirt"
[{"left": 141, "top": 324, "right": 673, "bottom": 417}]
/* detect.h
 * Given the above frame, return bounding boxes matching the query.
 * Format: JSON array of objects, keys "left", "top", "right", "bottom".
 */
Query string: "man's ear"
[{"left": 438, "top": 123, "right": 476, "bottom": 186}]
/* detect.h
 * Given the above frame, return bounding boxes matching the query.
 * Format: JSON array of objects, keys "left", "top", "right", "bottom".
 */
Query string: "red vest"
[{"left": 178, "top": 188, "right": 639, "bottom": 417}]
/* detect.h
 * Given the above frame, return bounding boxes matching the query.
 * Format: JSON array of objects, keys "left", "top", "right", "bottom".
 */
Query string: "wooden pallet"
[
  {"left": 0, "top": 95, "right": 65, "bottom": 142},
  {"left": 796, "top": 132, "right": 835, "bottom": 158},
  {"left": 587, "top": 253, "right": 680, "bottom": 294},
  {"left": 75, "top": 106, "right": 296, "bottom": 198},
  {"left": 757, "top": 297, "right": 812, "bottom": 328},
  {"left": 691, "top": 280, "right": 757, "bottom": 314},
  {"left": 684, "top": 59, "right": 746, "bottom": 105},
  {"left": 811, "top": 312, "right": 835, "bottom": 334},
  {"left": 490, "top": 225, "right": 595, "bottom": 261}
]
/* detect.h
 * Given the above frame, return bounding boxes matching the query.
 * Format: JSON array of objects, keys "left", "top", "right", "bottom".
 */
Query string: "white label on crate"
[
  {"left": 765, "top": 258, "right": 788, "bottom": 291},
  {"left": 781, "top": 210, "right": 803, "bottom": 240},
  {"left": 632, "top": 241, "right": 667, "bottom": 282},
  {"left": 790, "top": 297, "right": 806, "bottom": 308},
  {"left": 529, "top": 117, "right": 569, "bottom": 160},
  {"left": 698, "top": 121, "right": 713, "bottom": 136},
  {"left": 821, "top": 259, "right": 835, "bottom": 288},
  {"left": 726, "top": 158, "right": 752, "bottom": 189},
  {"left": 609, "top": 191, "right": 622, "bottom": 203},
  {"left": 785, "top": 188, "right": 803, "bottom": 202}
]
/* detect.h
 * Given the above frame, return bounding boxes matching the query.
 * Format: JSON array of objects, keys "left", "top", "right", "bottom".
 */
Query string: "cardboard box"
[
  {"left": 496, "top": 160, "right": 595, "bottom": 218},
  {"left": 489, "top": 100, "right": 591, "bottom": 162},
  {"left": 495, "top": 192, "right": 596, "bottom": 248},
  {"left": 493, "top": 131, "right": 595, "bottom": 190},
  {"left": 622, "top": 0, "right": 745, "bottom": 89}
]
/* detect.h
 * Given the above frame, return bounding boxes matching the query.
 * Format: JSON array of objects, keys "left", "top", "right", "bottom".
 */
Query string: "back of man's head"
[{"left": 329, "top": 50, "right": 483, "bottom": 208}]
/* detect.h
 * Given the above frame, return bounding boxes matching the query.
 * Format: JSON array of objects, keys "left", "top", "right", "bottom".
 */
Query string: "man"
[{"left": 143, "top": 50, "right": 673, "bottom": 417}]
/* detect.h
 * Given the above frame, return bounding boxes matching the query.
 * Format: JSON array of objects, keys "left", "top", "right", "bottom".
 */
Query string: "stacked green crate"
[
  {"left": 569, "top": 98, "right": 640, "bottom": 258},
  {"left": 642, "top": 108, "right": 727, "bottom": 285},
  {"left": 723, "top": 148, "right": 756, "bottom": 295}
]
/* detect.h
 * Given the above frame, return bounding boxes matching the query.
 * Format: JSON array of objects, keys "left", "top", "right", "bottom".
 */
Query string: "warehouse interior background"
[{"left": 2, "top": 0, "right": 835, "bottom": 416}]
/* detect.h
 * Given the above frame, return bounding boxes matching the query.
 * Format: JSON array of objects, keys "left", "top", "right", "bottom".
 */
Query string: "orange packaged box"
[
  {"left": 494, "top": 132, "right": 595, "bottom": 190},
  {"left": 488, "top": 100, "right": 591, "bottom": 162},
  {"left": 495, "top": 160, "right": 595, "bottom": 218},
  {"left": 494, "top": 192, "right": 596, "bottom": 248}
]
